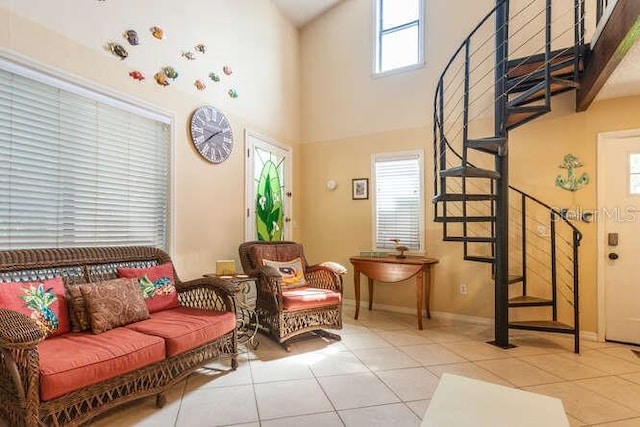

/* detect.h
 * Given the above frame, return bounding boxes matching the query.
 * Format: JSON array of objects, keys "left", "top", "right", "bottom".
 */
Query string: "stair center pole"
[{"left": 492, "top": 0, "right": 513, "bottom": 349}]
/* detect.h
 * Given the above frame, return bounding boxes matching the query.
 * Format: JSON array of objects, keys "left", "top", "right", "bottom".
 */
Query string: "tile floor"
[{"left": 86, "top": 306, "right": 640, "bottom": 426}]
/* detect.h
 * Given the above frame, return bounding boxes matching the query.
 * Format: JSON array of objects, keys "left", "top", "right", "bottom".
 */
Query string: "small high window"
[{"left": 374, "top": 0, "right": 424, "bottom": 75}]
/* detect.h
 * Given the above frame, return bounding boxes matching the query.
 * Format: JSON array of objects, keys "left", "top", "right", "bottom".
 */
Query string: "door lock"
[
  {"left": 608, "top": 233, "right": 619, "bottom": 246},
  {"left": 608, "top": 253, "right": 619, "bottom": 260}
]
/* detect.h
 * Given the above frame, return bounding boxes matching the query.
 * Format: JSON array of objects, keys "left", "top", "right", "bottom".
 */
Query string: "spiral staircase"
[{"left": 433, "top": 0, "right": 587, "bottom": 352}]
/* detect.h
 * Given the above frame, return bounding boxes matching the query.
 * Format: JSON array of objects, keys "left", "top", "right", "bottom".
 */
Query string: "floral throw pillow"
[
  {"left": 262, "top": 257, "right": 307, "bottom": 289},
  {"left": 79, "top": 278, "right": 150, "bottom": 334},
  {"left": 0, "top": 277, "right": 70, "bottom": 338},
  {"left": 117, "top": 262, "right": 179, "bottom": 313}
]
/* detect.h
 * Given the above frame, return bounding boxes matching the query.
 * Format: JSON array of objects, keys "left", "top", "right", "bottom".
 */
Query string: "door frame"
[
  {"left": 244, "top": 129, "right": 293, "bottom": 241},
  {"left": 596, "top": 128, "right": 640, "bottom": 342}
]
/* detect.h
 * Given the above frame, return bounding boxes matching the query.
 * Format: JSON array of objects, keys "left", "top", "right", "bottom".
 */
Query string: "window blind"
[
  {"left": 0, "top": 66, "right": 170, "bottom": 250},
  {"left": 374, "top": 153, "right": 423, "bottom": 250}
]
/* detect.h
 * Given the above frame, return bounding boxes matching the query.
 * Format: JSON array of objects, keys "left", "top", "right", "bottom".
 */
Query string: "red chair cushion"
[
  {"left": 125, "top": 307, "right": 236, "bottom": 357},
  {"left": 117, "top": 262, "right": 179, "bottom": 313},
  {"left": 38, "top": 328, "right": 165, "bottom": 401},
  {"left": 282, "top": 287, "right": 341, "bottom": 311},
  {"left": 0, "top": 277, "right": 70, "bottom": 338}
]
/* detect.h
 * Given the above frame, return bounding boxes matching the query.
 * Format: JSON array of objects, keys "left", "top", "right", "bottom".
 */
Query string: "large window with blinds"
[
  {"left": 373, "top": 150, "right": 424, "bottom": 251},
  {"left": 0, "top": 59, "right": 171, "bottom": 250}
]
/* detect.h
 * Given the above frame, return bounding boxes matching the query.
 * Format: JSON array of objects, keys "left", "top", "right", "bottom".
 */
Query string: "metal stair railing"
[
  {"left": 433, "top": 0, "right": 586, "bottom": 351},
  {"left": 508, "top": 186, "right": 582, "bottom": 353}
]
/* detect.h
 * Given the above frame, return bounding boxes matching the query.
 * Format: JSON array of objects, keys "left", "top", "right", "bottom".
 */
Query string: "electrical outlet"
[
  {"left": 536, "top": 225, "right": 549, "bottom": 236},
  {"left": 459, "top": 284, "right": 468, "bottom": 295}
]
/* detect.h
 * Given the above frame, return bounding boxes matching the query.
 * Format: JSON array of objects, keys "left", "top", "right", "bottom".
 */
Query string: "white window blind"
[
  {"left": 374, "top": 151, "right": 424, "bottom": 251},
  {"left": 0, "top": 66, "right": 170, "bottom": 250},
  {"left": 374, "top": 0, "right": 424, "bottom": 74}
]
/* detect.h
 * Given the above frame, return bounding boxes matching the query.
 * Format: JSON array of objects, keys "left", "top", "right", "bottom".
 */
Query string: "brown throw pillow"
[
  {"left": 65, "top": 284, "right": 91, "bottom": 332},
  {"left": 79, "top": 278, "right": 150, "bottom": 334}
]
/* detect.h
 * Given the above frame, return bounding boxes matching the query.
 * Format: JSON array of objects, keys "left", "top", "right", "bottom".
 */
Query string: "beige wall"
[
  {"left": 300, "top": 0, "right": 640, "bottom": 333},
  {"left": 0, "top": 0, "right": 301, "bottom": 279},
  {"left": 0, "top": 0, "right": 635, "bottom": 333},
  {"left": 509, "top": 94, "right": 640, "bottom": 333},
  {"left": 301, "top": 0, "right": 493, "bottom": 143}
]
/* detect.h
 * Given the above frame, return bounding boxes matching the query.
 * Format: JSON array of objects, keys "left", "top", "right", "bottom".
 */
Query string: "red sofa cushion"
[
  {"left": 0, "top": 277, "right": 70, "bottom": 338},
  {"left": 117, "top": 262, "right": 179, "bottom": 313},
  {"left": 38, "top": 328, "right": 165, "bottom": 401},
  {"left": 282, "top": 287, "right": 341, "bottom": 311},
  {"left": 125, "top": 307, "right": 236, "bottom": 357}
]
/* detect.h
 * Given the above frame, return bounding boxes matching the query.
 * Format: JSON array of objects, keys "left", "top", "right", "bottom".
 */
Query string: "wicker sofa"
[{"left": 0, "top": 246, "right": 237, "bottom": 427}]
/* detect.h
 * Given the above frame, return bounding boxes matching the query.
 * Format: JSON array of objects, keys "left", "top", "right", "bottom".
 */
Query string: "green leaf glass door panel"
[
  {"left": 256, "top": 160, "right": 283, "bottom": 241},
  {"left": 245, "top": 132, "right": 291, "bottom": 242}
]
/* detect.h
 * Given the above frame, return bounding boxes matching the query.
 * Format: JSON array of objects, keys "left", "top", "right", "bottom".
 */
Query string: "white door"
[
  {"left": 600, "top": 133, "right": 640, "bottom": 345},
  {"left": 245, "top": 131, "right": 292, "bottom": 241}
]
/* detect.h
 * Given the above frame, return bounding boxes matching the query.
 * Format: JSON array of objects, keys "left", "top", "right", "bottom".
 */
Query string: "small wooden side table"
[
  {"left": 349, "top": 255, "right": 439, "bottom": 330},
  {"left": 203, "top": 274, "right": 260, "bottom": 349}
]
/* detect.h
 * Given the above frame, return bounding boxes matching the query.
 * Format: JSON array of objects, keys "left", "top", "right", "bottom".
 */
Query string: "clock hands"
[{"left": 203, "top": 130, "right": 222, "bottom": 143}]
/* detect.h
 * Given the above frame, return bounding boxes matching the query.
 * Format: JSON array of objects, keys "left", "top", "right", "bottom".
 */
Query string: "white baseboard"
[
  {"left": 342, "top": 298, "right": 598, "bottom": 341},
  {"left": 343, "top": 298, "right": 492, "bottom": 325},
  {"left": 580, "top": 331, "right": 599, "bottom": 342}
]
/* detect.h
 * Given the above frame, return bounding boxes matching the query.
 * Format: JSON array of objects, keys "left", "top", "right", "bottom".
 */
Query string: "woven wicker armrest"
[
  {"left": 0, "top": 309, "right": 46, "bottom": 349},
  {"left": 316, "top": 261, "right": 348, "bottom": 275},
  {"left": 176, "top": 276, "right": 238, "bottom": 297},
  {"left": 176, "top": 277, "right": 238, "bottom": 312},
  {"left": 305, "top": 265, "right": 343, "bottom": 292}
]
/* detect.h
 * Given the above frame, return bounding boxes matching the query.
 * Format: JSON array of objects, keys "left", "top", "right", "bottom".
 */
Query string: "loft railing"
[{"left": 596, "top": 0, "right": 611, "bottom": 24}]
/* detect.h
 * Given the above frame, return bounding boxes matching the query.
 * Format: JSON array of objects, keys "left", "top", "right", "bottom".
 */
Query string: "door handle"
[{"left": 608, "top": 253, "right": 619, "bottom": 260}]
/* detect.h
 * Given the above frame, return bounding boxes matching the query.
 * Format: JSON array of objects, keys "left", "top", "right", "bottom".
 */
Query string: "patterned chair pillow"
[
  {"left": 117, "top": 262, "right": 179, "bottom": 313},
  {"left": 79, "top": 278, "right": 150, "bottom": 334},
  {"left": 0, "top": 277, "right": 70, "bottom": 338},
  {"left": 262, "top": 257, "right": 307, "bottom": 289}
]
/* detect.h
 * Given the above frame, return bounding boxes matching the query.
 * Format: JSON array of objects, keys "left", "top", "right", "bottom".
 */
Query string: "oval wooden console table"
[{"left": 349, "top": 255, "right": 439, "bottom": 330}]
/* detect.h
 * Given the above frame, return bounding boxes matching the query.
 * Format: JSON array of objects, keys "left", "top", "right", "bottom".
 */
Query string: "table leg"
[
  {"left": 425, "top": 265, "right": 432, "bottom": 319},
  {"left": 416, "top": 270, "right": 424, "bottom": 330},
  {"left": 368, "top": 278, "right": 374, "bottom": 311},
  {"left": 354, "top": 268, "right": 361, "bottom": 320}
]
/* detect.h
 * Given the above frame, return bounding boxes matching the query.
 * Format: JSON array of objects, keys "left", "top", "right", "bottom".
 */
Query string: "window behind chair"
[{"left": 372, "top": 150, "right": 424, "bottom": 252}]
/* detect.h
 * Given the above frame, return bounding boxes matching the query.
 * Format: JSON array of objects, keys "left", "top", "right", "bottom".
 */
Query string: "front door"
[
  {"left": 600, "top": 132, "right": 640, "bottom": 345},
  {"left": 245, "top": 131, "right": 292, "bottom": 241}
]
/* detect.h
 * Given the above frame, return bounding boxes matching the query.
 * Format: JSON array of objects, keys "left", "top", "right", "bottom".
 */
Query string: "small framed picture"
[{"left": 352, "top": 178, "right": 369, "bottom": 200}]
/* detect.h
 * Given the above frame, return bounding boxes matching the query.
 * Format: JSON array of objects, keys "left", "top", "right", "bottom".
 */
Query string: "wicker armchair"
[{"left": 238, "top": 241, "right": 346, "bottom": 350}]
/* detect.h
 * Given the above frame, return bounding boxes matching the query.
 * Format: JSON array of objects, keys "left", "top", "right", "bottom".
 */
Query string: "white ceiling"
[
  {"left": 596, "top": 40, "right": 640, "bottom": 101},
  {"left": 272, "top": 0, "right": 343, "bottom": 27}
]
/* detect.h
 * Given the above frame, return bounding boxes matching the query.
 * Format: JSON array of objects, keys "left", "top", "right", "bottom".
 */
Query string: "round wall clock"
[{"left": 189, "top": 105, "right": 234, "bottom": 164}]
